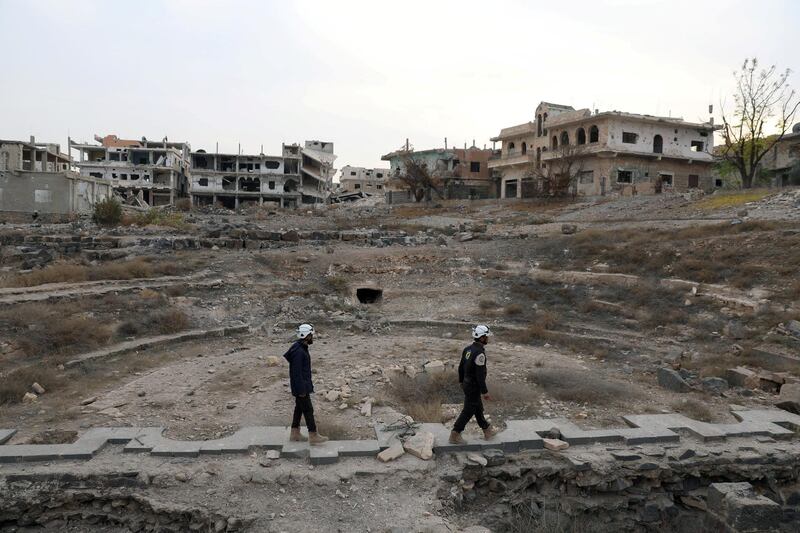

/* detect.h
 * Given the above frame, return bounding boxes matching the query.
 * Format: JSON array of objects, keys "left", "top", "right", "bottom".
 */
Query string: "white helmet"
[
  {"left": 297, "top": 323, "right": 315, "bottom": 339},
  {"left": 472, "top": 324, "right": 492, "bottom": 339}
]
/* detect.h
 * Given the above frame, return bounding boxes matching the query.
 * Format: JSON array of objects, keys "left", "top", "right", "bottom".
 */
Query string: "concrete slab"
[
  {"left": 281, "top": 441, "right": 310, "bottom": 459},
  {"left": 0, "top": 429, "right": 16, "bottom": 445},
  {"left": 309, "top": 444, "right": 339, "bottom": 465},
  {"left": 623, "top": 414, "right": 727, "bottom": 442},
  {"left": 334, "top": 440, "right": 381, "bottom": 457}
]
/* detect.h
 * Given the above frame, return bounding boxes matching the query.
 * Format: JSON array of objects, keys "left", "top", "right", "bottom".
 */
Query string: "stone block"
[
  {"left": 404, "top": 431, "right": 434, "bottom": 460},
  {"left": 708, "top": 482, "right": 781, "bottom": 532},
  {"left": 657, "top": 367, "right": 692, "bottom": 393},
  {"left": 377, "top": 442, "right": 404, "bottom": 462},
  {"left": 309, "top": 445, "right": 339, "bottom": 465},
  {"left": 726, "top": 366, "right": 758, "bottom": 388},
  {"left": 776, "top": 383, "right": 800, "bottom": 414},
  {"left": 543, "top": 438, "right": 569, "bottom": 451}
]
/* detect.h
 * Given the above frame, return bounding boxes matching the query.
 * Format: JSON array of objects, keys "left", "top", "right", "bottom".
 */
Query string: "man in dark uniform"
[
  {"left": 283, "top": 323, "right": 328, "bottom": 445},
  {"left": 449, "top": 324, "right": 498, "bottom": 444}
]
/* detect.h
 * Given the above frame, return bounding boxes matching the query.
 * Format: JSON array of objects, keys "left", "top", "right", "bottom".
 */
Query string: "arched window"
[
  {"left": 508, "top": 141, "right": 515, "bottom": 152},
  {"left": 536, "top": 147, "right": 541, "bottom": 166},
  {"left": 551, "top": 136, "right": 558, "bottom": 150},
  {"left": 589, "top": 125, "right": 599, "bottom": 143},
  {"left": 576, "top": 128, "right": 586, "bottom": 145},
  {"left": 653, "top": 134, "right": 663, "bottom": 154},
  {"left": 560, "top": 131, "right": 569, "bottom": 146},
  {"left": 521, "top": 142, "right": 527, "bottom": 155},
  {"left": 536, "top": 114, "right": 542, "bottom": 137}
]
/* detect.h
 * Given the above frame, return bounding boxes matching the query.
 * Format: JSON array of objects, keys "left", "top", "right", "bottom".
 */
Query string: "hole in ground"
[{"left": 356, "top": 287, "right": 383, "bottom": 304}]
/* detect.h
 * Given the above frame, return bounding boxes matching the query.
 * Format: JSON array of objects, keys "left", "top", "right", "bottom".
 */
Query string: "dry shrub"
[
  {"left": 0, "top": 365, "right": 64, "bottom": 405},
  {"left": 389, "top": 372, "right": 461, "bottom": 421},
  {"left": 165, "top": 284, "right": 188, "bottom": 297},
  {"left": 508, "top": 324, "right": 549, "bottom": 344},
  {"left": 325, "top": 275, "right": 350, "bottom": 294},
  {"left": 504, "top": 303, "right": 524, "bottom": 316},
  {"left": 3, "top": 262, "right": 88, "bottom": 287},
  {"left": 528, "top": 368, "right": 634, "bottom": 406},
  {"left": 117, "top": 307, "right": 189, "bottom": 338},
  {"left": 25, "top": 430, "right": 78, "bottom": 444},
  {"left": 404, "top": 400, "right": 444, "bottom": 423},
  {"left": 671, "top": 398, "right": 715, "bottom": 422},
  {"left": 175, "top": 198, "right": 192, "bottom": 212},
  {"left": 479, "top": 298, "right": 500, "bottom": 310},
  {"left": 139, "top": 288, "right": 162, "bottom": 300}
]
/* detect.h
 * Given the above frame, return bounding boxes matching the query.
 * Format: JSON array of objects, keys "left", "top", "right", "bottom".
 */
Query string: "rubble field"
[{"left": 1, "top": 189, "right": 799, "bottom": 532}]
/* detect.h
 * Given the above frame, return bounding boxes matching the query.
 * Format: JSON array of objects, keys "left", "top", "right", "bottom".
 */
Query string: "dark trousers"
[
  {"left": 291, "top": 394, "right": 317, "bottom": 432},
  {"left": 453, "top": 388, "right": 489, "bottom": 432}
]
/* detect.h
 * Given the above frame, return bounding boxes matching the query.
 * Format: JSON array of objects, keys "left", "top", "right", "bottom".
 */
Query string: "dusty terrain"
[{"left": 1, "top": 188, "right": 799, "bottom": 532}]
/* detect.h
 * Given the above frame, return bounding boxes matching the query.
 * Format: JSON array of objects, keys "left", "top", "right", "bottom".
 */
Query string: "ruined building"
[
  {"left": 761, "top": 123, "right": 800, "bottom": 187},
  {"left": 0, "top": 137, "right": 110, "bottom": 216},
  {"left": 381, "top": 143, "right": 496, "bottom": 201},
  {"left": 69, "top": 134, "right": 191, "bottom": 207},
  {"left": 490, "top": 102, "right": 718, "bottom": 198},
  {"left": 332, "top": 165, "right": 390, "bottom": 201},
  {"left": 189, "top": 141, "right": 336, "bottom": 209}
]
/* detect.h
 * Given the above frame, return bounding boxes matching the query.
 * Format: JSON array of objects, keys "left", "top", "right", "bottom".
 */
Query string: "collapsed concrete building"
[
  {"left": 188, "top": 141, "right": 336, "bottom": 208},
  {"left": 381, "top": 143, "right": 496, "bottom": 202},
  {"left": 0, "top": 137, "right": 111, "bottom": 217},
  {"left": 490, "top": 102, "right": 719, "bottom": 198},
  {"left": 69, "top": 134, "right": 191, "bottom": 207},
  {"left": 331, "top": 165, "right": 390, "bottom": 202}
]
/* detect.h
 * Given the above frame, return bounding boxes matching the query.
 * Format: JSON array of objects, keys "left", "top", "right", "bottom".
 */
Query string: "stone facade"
[{"left": 489, "top": 102, "right": 718, "bottom": 198}]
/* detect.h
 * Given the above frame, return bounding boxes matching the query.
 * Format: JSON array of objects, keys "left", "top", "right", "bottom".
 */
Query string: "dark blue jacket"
[{"left": 283, "top": 340, "right": 313, "bottom": 396}]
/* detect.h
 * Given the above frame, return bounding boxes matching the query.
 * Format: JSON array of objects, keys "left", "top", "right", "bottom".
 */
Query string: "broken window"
[
  {"left": 89, "top": 172, "right": 102, "bottom": 179},
  {"left": 222, "top": 176, "right": 236, "bottom": 191},
  {"left": 376, "top": 173, "right": 383, "bottom": 178},
  {"left": 560, "top": 131, "right": 569, "bottom": 146},
  {"left": 617, "top": 170, "right": 633, "bottom": 183},
  {"left": 198, "top": 178, "right": 209, "bottom": 187},
  {"left": 715, "top": 178, "right": 723, "bottom": 188},
  {"left": 130, "top": 174, "right": 140, "bottom": 181},
  {"left": 551, "top": 136, "right": 558, "bottom": 150},
  {"left": 377, "top": 184, "right": 383, "bottom": 190},
  {"left": 350, "top": 171, "right": 357, "bottom": 176},
  {"left": 536, "top": 114, "right": 543, "bottom": 137},
  {"left": 622, "top": 132, "right": 638, "bottom": 144},
  {"left": 239, "top": 177, "right": 260, "bottom": 192},
  {"left": 589, "top": 125, "right": 599, "bottom": 143},
  {"left": 653, "top": 135, "right": 663, "bottom": 154},
  {"left": 576, "top": 128, "right": 586, "bottom": 145},
  {"left": 284, "top": 179, "right": 298, "bottom": 192},
  {"left": 110, "top": 153, "right": 120, "bottom": 161},
  {"left": 688, "top": 174, "right": 699, "bottom": 188},
  {"left": 268, "top": 181, "right": 275, "bottom": 190},
  {"left": 508, "top": 142, "right": 515, "bottom": 152},
  {"left": 470, "top": 161, "right": 481, "bottom": 172},
  {"left": 690, "top": 141, "right": 704, "bottom": 152},
  {"left": 355, "top": 184, "right": 361, "bottom": 189},
  {"left": 264, "top": 160, "right": 280, "bottom": 170},
  {"left": 658, "top": 173, "right": 673, "bottom": 186},
  {"left": 578, "top": 170, "right": 594, "bottom": 184}
]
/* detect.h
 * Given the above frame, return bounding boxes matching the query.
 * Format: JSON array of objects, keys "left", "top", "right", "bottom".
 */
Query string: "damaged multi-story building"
[
  {"left": 1, "top": 136, "right": 111, "bottom": 217},
  {"left": 489, "top": 102, "right": 719, "bottom": 198},
  {"left": 332, "top": 165, "right": 390, "bottom": 202},
  {"left": 188, "top": 141, "right": 336, "bottom": 209},
  {"left": 69, "top": 134, "right": 191, "bottom": 207},
  {"left": 381, "top": 142, "right": 496, "bottom": 201},
  {"left": 761, "top": 123, "right": 800, "bottom": 187}
]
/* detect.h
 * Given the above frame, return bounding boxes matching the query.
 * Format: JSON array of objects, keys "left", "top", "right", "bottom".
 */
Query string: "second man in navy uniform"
[{"left": 449, "top": 324, "right": 498, "bottom": 444}]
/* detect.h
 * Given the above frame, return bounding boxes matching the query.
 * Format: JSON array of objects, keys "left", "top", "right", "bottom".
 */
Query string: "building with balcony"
[
  {"left": 489, "top": 102, "right": 718, "bottom": 198},
  {"left": 1, "top": 136, "right": 111, "bottom": 215},
  {"left": 69, "top": 134, "right": 190, "bottom": 207}
]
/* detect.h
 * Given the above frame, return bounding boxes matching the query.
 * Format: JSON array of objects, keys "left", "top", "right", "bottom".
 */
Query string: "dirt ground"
[{"left": 1, "top": 188, "right": 799, "bottom": 531}]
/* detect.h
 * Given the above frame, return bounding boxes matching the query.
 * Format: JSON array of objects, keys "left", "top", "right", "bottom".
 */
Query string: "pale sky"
[{"left": 1, "top": 0, "right": 798, "bottom": 178}]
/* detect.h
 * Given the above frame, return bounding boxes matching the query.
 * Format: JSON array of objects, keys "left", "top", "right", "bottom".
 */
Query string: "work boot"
[
  {"left": 308, "top": 432, "right": 329, "bottom": 445},
  {"left": 289, "top": 428, "right": 307, "bottom": 442},
  {"left": 483, "top": 426, "right": 498, "bottom": 440},
  {"left": 449, "top": 431, "right": 466, "bottom": 445}
]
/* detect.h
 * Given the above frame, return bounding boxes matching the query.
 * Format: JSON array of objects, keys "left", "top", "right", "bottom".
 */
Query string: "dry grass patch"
[
  {"left": 316, "top": 420, "right": 355, "bottom": 440},
  {"left": 671, "top": 398, "right": 715, "bottom": 422},
  {"left": 693, "top": 190, "right": 772, "bottom": 210},
  {"left": 389, "top": 372, "right": 462, "bottom": 422},
  {"left": 116, "top": 307, "right": 190, "bottom": 338},
  {"left": 528, "top": 368, "right": 635, "bottom": 406},
  {"left": 0, "top": 365, "right": 65, "bottom": 405},
  {"left": 3, "top": 258, "right": 185, "bottom": 288}
]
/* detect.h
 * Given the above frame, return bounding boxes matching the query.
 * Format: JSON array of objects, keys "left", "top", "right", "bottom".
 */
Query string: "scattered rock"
[
  {"left": 403, "top": 431, "right": 435, "bottom": 460},
  {"left": 226, "top": 401, "right": 238, "bottom": 410},
  {"left": 265, "top": 356, "right": 281, "bottom": 367},
  {"left": 701, "top": 377, "right": 729, "bottom": 395},
  {"left": 377, "top": 442, "right": 405, "bottom": 462},
  {"left": 657, "top": 367, "right": 692, "bottom": 393},
  {"left": 542, "top": 438, "right": 569, "bottom": 451},
  {"left": 423, "top": 360, "right": 445, "bottom": 374},
  {"left": 31, "top": 382, "right": 45, "bottom": 395},
  {"left": 466, "top": 453, "right": 488, "bottom": 467},
  {"left": 22, "top": 392, "right": 38, "bottom": 403},
  {"left": 80, "top": 396, "right": 98, "bottom": 406},
  {"left": 325, "top": 390, "right": 340, "bottom": 402},
  {"left": 361, "top": 400, "right": 373, "bottom": 417},
  {"left": 561, "top": 223, "right": 578, "bottom": 235},
  {"left": 776, "top": 383, "right": 800, "bottom": 414},
  {"left": 611, "top": 451, "right": 641, "bottom": 461},
  {"left": 482, "top": 449, "right": 506, "bottom": 467}
]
